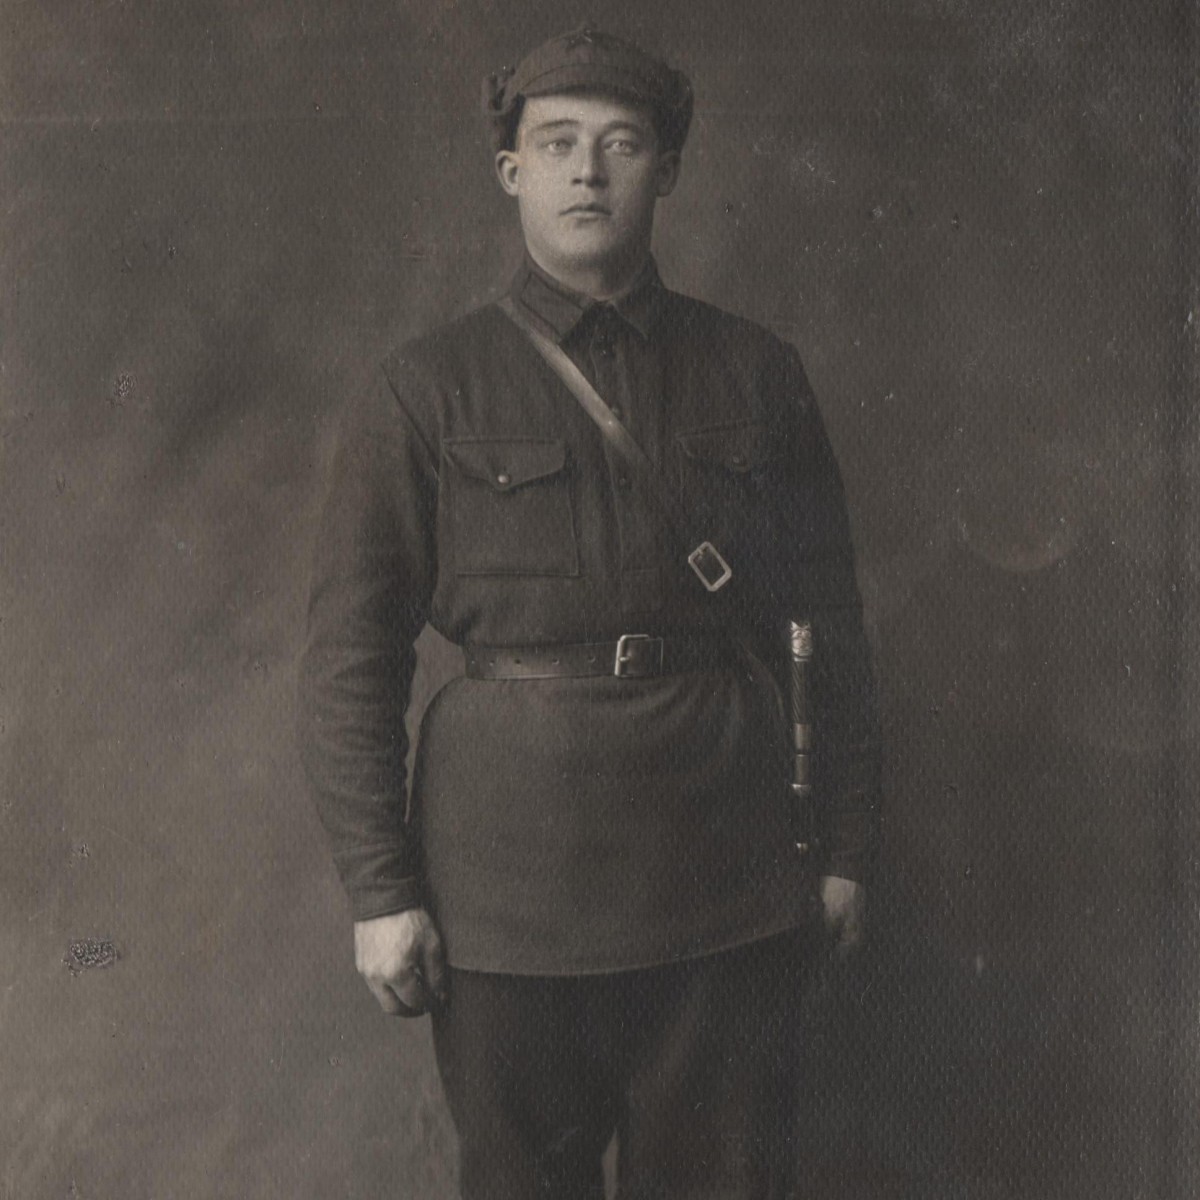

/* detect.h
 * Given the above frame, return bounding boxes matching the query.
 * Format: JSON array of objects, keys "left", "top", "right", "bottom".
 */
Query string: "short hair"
[{"left": 492, "top": 95, "right": 525, "bottom": 155}]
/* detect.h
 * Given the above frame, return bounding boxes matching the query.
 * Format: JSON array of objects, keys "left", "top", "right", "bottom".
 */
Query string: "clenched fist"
[{"left": 354, "top": 907, "right": 447, "bottom": 1017}]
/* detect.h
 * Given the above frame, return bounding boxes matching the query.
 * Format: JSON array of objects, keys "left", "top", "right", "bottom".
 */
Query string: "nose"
[{"left": 572, "top": 141, "right": 607, "bottom": 187}]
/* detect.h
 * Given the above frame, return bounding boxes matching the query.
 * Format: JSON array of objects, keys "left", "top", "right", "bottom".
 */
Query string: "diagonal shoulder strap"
[{"left": 497, "top": 296, "right": 732, "bottom": 592}]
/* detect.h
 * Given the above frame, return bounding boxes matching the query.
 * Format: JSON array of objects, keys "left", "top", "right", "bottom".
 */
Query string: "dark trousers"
[{"left": 431, "top": 929, "right": 825, "bottom": 1200}]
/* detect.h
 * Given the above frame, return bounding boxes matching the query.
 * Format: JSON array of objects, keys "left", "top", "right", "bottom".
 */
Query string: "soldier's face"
[{"left": 496, "top": 92, "right": 680, "bottom": 281}]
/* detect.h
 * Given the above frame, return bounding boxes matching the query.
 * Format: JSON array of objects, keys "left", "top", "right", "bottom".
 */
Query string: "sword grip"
[{"left": 787, "top": 620, "right": 815, "bottom": 854}]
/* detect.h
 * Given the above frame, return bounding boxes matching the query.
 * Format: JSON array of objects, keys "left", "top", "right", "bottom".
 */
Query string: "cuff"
[
  {"left": 333, "top": 841, "right": 425, "bottom": 921},
  {"left": 348, "top": 874, "right": 425, "bottom": 922},
  {"left": 822, "top": 807, "right": 879, "bottom": 885}
]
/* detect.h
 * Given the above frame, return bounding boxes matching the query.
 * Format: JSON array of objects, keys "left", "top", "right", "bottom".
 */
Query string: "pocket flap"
[
  {"left": 444, "top": 438, "right": 568, "bottom": 491},
  {"left": 676, "top": 422, "right": 775, "bottom": 473}
]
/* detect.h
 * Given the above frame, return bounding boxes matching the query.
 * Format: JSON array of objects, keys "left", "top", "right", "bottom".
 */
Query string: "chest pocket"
[
  {"left": 676, "top": 421, "right": 777, "bottom": 488},
  {"left": 443, "top": 437, "right": 580, "bottom": 577},
  {"left": 676, "top": 421, "right": 780, "bottom": 562}
]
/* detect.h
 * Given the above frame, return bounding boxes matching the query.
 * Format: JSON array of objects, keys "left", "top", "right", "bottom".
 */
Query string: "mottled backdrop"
[{"left": 2, "top": 1, "right": 1194, "bottom": 1197}]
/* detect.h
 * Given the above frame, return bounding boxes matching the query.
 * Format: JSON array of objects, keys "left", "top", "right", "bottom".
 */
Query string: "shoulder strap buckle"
[{"left": 687, "top": 542, "right": 732, "bottom": 592}]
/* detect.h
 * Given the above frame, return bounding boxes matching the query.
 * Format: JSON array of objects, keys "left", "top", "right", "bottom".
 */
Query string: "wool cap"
[{"left": 482, "top": 27, "right": 693, "bottom": 154}]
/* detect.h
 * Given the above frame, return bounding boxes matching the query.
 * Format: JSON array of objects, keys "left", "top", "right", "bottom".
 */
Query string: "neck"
[{"left": 527, "top": 245, "right": 651, "bottom": 303}]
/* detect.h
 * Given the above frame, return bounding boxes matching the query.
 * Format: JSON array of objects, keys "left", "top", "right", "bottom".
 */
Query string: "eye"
[
  {"left": 605, "top": 138, "right": 641, "bottom": 155},
  {"left": 543, "top": 138, "right": 573, "bottom": 154}
]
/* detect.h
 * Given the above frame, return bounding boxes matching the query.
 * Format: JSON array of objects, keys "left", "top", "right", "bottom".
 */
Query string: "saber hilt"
[{"left": 788, "top": 619, "right": 815, "bottom": 856}]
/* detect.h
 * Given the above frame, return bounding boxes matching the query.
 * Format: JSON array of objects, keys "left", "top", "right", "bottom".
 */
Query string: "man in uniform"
[{"left": 299, "top": 26, "right": 882, "bottom": 1199}]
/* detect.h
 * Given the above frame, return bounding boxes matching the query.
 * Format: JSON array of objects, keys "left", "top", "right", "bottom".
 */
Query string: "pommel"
[{"left": 788, "top": 620, "right": 813, "bottom": 661}]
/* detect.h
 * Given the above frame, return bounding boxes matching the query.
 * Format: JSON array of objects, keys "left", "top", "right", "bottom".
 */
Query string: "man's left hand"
[{"left": 819, "top": 875, "right": 866, "bottom": 958}]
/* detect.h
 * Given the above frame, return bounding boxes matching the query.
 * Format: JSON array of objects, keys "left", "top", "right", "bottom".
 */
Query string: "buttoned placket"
[
  {"left": 512, "top": 256, "right": 673, "bottom": 615},
  {"left": 565, "top": 306, "right": 669, "bottom": 612}
]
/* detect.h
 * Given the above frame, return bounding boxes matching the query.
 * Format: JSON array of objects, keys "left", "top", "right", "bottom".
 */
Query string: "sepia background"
[{"left": 2, "top": 0, "right": 1195, "bottom": 1196}]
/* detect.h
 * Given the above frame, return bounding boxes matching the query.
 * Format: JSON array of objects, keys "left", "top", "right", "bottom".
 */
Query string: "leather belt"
[{"left": 463, "top": 635, "right": 739, "bottom": 680}]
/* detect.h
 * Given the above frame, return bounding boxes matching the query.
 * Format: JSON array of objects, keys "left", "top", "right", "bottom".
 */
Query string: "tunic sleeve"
[
  {"left": 773, "top": 346, "right": 883, "bottom": 884},
  {"left": 297, "top": 363, "right": 438, "bottom": 921}
]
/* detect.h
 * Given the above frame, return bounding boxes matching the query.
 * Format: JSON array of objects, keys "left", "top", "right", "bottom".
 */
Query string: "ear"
[
  {"left": 655, "top": 150, "right": 681, "bottom": 198},
  {"left": 495, "top": 150, "right": 521, "bottom": 197}
]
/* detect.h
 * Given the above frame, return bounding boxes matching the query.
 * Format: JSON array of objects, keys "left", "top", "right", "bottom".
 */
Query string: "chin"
[{"left": 547, "top": 232, "right": 631, "bottom": 266}]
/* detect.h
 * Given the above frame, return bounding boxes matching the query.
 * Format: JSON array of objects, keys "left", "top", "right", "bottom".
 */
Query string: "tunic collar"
[{"left": 508, "top": 254, "right": 664, "bottom": 345}]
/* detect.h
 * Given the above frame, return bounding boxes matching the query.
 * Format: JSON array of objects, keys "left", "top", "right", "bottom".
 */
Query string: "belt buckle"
[
  {"left": 614, "top": 633, "right": 661, "bottom": 677},
  {"left": 687, "top": 541, "right": 733, "bottom": 592}
]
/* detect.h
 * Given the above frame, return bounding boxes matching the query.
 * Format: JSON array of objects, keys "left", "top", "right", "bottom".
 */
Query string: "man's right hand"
[{"left": 353, "top": 907, "right": 447, "bottom": 1017}]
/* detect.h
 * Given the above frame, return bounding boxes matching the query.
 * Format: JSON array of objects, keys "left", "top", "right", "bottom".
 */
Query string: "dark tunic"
[{"left": 298, "top": 257, "right": 882, "bottom": 974}]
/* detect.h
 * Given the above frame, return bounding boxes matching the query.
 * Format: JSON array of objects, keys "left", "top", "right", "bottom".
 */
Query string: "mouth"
[{"left": 562, "top": 204, "right": 611, "bottom": 216}]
